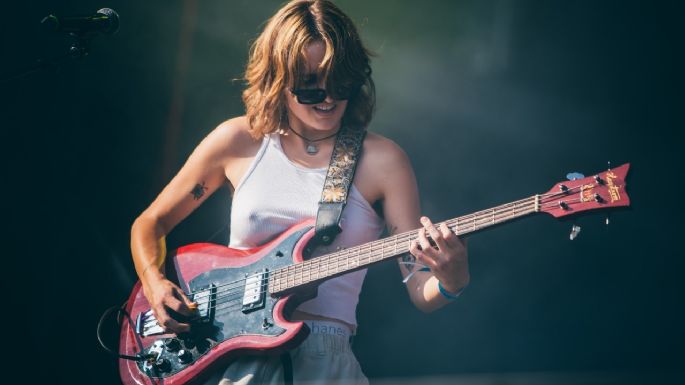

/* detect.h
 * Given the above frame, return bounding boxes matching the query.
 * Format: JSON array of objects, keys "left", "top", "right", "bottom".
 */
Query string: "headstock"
[{"left": 539, "top": 163, "right": 631, "bottom": 218}]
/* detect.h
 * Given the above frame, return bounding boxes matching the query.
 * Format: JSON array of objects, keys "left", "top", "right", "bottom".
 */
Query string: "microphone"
[{"left": 41, "top": 8, "right": 120, "bottom": 36}]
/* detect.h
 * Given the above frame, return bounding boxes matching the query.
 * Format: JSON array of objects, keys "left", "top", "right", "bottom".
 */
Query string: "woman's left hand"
[{"left": 409, "top": 216, "right": 470, "bottom": 294}]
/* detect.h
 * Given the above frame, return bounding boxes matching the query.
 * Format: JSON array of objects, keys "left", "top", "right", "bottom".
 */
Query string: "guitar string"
[
  {"left": 192, "top": 202, "right": 587, "bottom": 318},
  {"left": 197, "top": 199, "right": 575, "bottom": 314},
  {"left": 185, "top": 194, "right": 543, "bottom": 301},
  {"left": 181, "top": 188, "right": 588, "bottom": 312},
  {"left": 182, "top": 196, "right": 539, "bottom": 305},
  {"left": 147, "top": 185, "right": 593, "bottom": 324},
  {"left": 161, "top": 193, "right": 590, "bottom": 317}
]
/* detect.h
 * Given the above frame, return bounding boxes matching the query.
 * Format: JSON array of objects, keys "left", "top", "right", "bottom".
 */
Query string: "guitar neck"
[{"left": 269, "top": 195, "right": 539, "bottom": 295}]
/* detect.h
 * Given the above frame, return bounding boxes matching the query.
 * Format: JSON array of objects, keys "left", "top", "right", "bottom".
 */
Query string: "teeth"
[{"left": 314, "top": 105, "right": 335, "bottom": 111}]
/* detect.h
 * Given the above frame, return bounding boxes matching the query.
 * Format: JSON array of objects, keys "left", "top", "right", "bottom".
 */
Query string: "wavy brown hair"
[{"left": 242, "top": 0, "right": 375, "bottom": 138}]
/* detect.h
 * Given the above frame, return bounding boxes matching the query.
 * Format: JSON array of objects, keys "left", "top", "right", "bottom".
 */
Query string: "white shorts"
[{"left": 202, "top": 320, "right": 368, "bottom": 385}]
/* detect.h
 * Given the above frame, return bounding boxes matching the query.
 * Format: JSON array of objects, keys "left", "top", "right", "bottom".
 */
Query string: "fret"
[
  {"left": 333, "top": 253, "right": 339, "bottom": 274},
  {"left": 290, "top": 265, "right": 295, "bottom": 288},
  {"left": 297, "top": 265, "right": 305, "bottom": 285},
  {"left": 281, "top": 266, "right": 287, "bottom": 290},
  {"left": 321, "top": 257, "right": 335, "bottom": 277},
  {"left": 278, "top": 270, "right": 284, "bottom": 291},
  {"left": 312, "top": 258, "right": 321, "bottom": 279},
  {"left": 334, "top": 257, "right": 342, "bottom": 274},
  {"left": 309, "top": 260, "right": 316, "bottom": 284},
  {"left": 319, "top": 256, "right": 324, "bottom": 279},
  {"left": 285, "top": 265, "right": 291, "bottom": 290},
  {"left": 317, "top": 257, "right": 324, "bottom": 280},
  {"left": 346, "top": 249, "right": 350, "bottom": 273},
  {"left": 361, "top": 245, "right": 368, "bottom": 266},
  {"left": 358, "top": 246, "right": 363, "bottom": 266}
]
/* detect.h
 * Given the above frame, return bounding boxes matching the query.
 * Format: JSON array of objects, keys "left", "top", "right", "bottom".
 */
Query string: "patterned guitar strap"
[
  {"left": 281, "top": 125, "right": 366, "bottom": 384},
  {"left": 313, "top": 124, "right": 367, "bottom": 247}
]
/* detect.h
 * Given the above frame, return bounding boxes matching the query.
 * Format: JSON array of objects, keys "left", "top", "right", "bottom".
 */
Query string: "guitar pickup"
[
  {"left": 241, "top": 270, "right": 268, "bottom": 313},
  {"left": 191, "top": 283, "right": 217, "bottom": 323}
]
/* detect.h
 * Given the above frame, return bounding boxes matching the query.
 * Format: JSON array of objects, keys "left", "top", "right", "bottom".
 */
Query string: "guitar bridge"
[
  {"left": 136, "top": 309, "right": 164, "bottom": 337},
  {"left": 135, "top": 283, "right": 217, "bottom": 337},
  {"left": 241, "top": 269, "right": 268, "bottom": 313}
]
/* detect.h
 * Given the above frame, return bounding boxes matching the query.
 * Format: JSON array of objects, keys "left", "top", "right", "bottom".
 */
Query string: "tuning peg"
[
  {"left": 569, "top": 224, "right": 581, "bottom": 240},
  {"left": 566, "top": 172, "right": 585, "bottom": 181}
]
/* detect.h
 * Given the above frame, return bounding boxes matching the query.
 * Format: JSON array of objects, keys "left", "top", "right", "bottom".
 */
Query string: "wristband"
[{"left": 438, "top": 281, "right": 465, "bottom": 301}]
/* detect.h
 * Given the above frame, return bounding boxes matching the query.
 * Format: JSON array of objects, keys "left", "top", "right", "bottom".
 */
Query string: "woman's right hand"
[{"left": 142, "top": 277, "right": 197, "bottom": 334}]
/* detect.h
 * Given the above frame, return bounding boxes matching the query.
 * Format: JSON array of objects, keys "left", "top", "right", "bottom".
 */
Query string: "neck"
[
  {"left": 269, "top": 195, "right": 541, "bottom": 296},
  {"left": 287, "top": 114, "right": 341, "bottom": 141}
]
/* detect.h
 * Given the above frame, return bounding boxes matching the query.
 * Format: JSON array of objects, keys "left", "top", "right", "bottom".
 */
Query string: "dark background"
[{"left": 1, "top": 1, "right": 682, "bottom": 384}]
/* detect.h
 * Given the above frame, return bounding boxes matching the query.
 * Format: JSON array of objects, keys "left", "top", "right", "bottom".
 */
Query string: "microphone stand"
[{"left": 1, "top": 33, "right": 91, "bottom": 84}]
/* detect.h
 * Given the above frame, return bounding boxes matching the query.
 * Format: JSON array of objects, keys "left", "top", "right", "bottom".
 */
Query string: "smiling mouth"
[{"left": 313, "top": 104, "right": 336, "bottom": 112}]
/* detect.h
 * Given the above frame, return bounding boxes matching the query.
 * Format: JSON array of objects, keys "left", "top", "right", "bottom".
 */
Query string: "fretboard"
[{"left": 269, "top": 195, "right": 539, "bottom": 295}]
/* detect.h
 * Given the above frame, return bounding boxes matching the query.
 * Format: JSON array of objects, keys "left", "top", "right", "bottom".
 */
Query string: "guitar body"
[{"left": 119, "top": 220, "right": 318, "bottom": 385}]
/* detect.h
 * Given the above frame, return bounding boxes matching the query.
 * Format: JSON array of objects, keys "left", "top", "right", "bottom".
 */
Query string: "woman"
[{"left": 131, "top": 1, "right": 469, "bottom": 384}]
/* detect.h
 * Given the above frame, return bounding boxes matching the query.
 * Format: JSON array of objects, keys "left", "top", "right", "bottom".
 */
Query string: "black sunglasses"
[{"left": 290, "top": 86, "right": 358, "bottom": 105}]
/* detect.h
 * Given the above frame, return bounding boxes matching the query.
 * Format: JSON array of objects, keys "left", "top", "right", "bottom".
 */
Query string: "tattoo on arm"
[{"left": 191, "top": 181, "right": 208, "bottom": 200}]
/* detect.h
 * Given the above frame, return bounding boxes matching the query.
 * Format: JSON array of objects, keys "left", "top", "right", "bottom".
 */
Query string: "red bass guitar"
[{"left": 118, "top": 163, "right": 631, "bottom": 385}]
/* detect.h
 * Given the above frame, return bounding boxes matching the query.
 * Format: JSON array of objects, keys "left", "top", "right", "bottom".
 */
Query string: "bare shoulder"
[
  {"left": 355, "top": 131, "right": 416, "bottom": 205},
  {"left": 362, "top": 131, "right": 412, "bottom": 170},
  {"left": 206, "top": 116, "right": 262, "bottom": 160}
]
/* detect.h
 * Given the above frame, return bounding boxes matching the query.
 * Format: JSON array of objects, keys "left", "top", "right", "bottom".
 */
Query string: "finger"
[
  {"left": 159, "top": 314, "right": 190, "bottom": 334},
  {"left": 409, "top": 240, "right": 438, "bottom": 269},
  {"left": 165, "top": 295, "right": 194, "bottom": 317},
  {"left": 439, "top": 222, "right": 458, "bottom": 248},
  {"left": 173, "top": 287, "right": 198, "bottom": 315},
  {"left": 417, "top": 225, "right": 439, "bottom": 259},
  {"left": 152, "top": 305, "right": 190, "bottom": 334},
  {"left": 421, "top": 217, "right": 448, "bottom": 251}
]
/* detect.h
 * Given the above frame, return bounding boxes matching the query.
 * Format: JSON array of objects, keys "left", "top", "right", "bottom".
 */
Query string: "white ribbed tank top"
[{"left": 229, "top": 133, "right": 385, "bottom": 327}]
